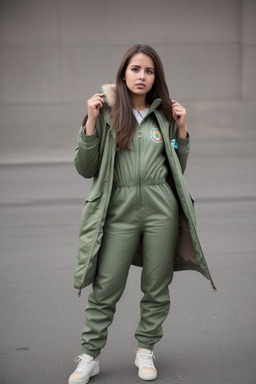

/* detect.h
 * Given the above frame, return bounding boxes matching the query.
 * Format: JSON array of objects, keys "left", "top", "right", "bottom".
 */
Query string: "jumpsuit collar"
[{"left": 145, "top": 99, "right": 162, "bottom": 118}]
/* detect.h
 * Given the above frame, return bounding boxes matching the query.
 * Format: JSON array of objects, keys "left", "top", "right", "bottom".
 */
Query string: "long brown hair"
[{"left": 112, "top": 44, "right": 173, "bottom": 151}]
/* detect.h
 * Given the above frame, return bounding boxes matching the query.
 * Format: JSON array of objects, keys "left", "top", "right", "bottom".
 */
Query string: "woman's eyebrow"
[{"left": 130, "top": 64, "right": 154, "bottom": 70}]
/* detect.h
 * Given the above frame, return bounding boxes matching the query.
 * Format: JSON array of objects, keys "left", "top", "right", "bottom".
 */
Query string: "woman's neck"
[{"left": 131, "top": 94, "right": 147, "bottom": 111}]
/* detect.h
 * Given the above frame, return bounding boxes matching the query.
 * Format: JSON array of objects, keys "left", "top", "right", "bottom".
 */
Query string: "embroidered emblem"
[
  {"left": 150, "top": 128, "right": 163, "bottom": 143},
  {"left": 171, "top": 139, "right": 178, "bottom": 149}
]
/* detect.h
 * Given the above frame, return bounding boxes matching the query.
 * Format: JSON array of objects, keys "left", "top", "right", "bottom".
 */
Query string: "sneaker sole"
[{"left": 69, "top": 366, "right": 99, "bottom": 384}]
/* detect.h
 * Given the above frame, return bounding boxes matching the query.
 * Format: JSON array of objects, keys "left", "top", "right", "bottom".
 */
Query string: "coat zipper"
[
  {"left": 160, "top": 123, "right": 217, "bottom": 292},
  {"left": 137, "top": 124, "right": 142, "bottom": 210}
]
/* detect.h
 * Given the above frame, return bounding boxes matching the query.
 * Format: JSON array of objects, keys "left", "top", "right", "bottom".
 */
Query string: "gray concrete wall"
[{"left": 0, "top": 0, "right": 256, "bottom": 164}]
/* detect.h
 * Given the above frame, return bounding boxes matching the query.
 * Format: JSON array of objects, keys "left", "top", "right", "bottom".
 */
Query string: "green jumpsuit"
[{"left": 82, "top": 107, "right": 180, "bottom": 357}]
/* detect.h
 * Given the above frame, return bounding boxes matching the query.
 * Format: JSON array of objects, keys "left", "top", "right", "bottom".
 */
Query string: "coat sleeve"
[
  {"left": 74, "top": 116, "right": 102, "bottom": 179},
  {"left": 173, "top": 122, "right": 190, "bottom": 174}
]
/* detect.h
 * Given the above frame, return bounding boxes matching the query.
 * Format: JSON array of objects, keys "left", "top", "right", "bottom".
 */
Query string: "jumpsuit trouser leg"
[
  {"left": 81, "top": 183, "right": 179, "bottom": 357},
  {"left": 82, "top": 227, "right": 141, "bottom": 357},
  {"left": 135, "top": 184, "right": 179, "bottom": 349}
]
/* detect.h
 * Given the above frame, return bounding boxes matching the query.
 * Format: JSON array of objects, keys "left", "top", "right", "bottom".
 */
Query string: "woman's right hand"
[
  {"left": 85, "top": 93, "right": 104, "bottom": 135},
  {"left": 87, "top": 93, "right": 104, "bottom": 121}
]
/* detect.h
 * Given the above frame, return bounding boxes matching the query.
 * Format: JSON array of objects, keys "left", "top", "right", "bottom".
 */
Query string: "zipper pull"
[
  {"left": 77, "top": 288, "right": 82, "bottom": 297},
  {"left": 211, "top": 282, "right": 217, "bottom": 292}
]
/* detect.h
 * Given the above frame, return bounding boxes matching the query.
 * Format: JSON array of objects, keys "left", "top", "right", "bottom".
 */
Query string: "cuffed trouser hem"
[
  {"left": 82, "top": 347, "right": 101, "bottom": 358},
  {"left": 138, "top": 342, "right": 155, "bottom": 351}
]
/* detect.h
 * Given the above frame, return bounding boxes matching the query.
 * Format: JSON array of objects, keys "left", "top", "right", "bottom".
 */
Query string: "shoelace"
[
  {"left": 74, "top": 356, "right": 93, "bottom": 371},
  {"left": 139, "top": 352, "right": 155, "bottom": 368}
]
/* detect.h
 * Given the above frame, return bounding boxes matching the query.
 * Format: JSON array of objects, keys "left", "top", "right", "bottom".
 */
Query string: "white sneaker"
[
  {"left": 135, "top": 349, "right": 157, "bottom": 381},
  {"left": 69, "top": 354, "right": 99, "bottom": 384}
]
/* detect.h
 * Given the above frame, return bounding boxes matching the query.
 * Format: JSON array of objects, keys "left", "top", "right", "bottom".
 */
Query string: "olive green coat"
[{"left": 74, "top": 84, "right": 216, "bottom": 293}]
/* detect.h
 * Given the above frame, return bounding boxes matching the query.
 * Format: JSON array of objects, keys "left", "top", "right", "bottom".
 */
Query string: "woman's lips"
[{"left": 136, "top": 83, "right": 146, "bottom": 89}]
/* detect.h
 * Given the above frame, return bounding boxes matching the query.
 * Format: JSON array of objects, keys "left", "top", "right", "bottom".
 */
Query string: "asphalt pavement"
[{"left": 0, "top": 140, "right": 256, "bottom": 384}]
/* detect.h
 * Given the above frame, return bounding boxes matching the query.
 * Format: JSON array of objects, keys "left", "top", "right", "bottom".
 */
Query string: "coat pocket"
[
  {"left": 80, "top": 190, "right": 102, "bottom": 227},
  {"left": 82, "top": 190, "right": 102, "bottom": 220},
  {"left": 84, "top": 190, "right": 102, "bottom": 204}
]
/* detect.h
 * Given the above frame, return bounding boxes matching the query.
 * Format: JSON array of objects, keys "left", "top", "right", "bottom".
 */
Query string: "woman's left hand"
[{"left": 172, "top": 100, "right": 187, "bottom": 139}]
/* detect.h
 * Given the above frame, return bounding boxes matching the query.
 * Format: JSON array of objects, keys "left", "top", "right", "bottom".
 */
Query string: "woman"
[{"left": 69, "top": 44, "right": 216, "bottom": 384}]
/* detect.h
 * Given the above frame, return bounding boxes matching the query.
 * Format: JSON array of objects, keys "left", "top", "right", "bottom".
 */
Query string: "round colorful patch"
[{"left": 150, "top": 128, "right": 163, "bottom": 143}]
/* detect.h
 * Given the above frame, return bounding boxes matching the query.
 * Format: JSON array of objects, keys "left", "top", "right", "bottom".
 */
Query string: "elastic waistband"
[{"left": 113, "top": 179, "right": 167, "bottom": 187}]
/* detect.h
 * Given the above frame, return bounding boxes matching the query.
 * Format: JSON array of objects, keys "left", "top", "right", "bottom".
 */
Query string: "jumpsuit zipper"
[{"left": 137, "top": 124, "right": 142, "bottom": 210}]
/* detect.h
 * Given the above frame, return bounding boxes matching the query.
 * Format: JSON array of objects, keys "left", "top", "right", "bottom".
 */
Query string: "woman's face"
[{"left": 124, "top": 53, "right": 155, "bottom": 98}]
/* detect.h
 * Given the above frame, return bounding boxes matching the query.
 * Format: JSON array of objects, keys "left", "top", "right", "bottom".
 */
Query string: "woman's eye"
[{"left": 130, "top": 67, "right": 154, "bottom": 74}]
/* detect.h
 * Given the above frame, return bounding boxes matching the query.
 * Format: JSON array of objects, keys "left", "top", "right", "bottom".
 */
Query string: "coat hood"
[
  {"left": 101, "top": 83, "right": 162, "bottom": 113},
  {"left": 101, "top": 83, "right": 116, "bottom": 108}
]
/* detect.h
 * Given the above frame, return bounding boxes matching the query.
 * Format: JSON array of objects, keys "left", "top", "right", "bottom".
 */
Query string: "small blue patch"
[{"left": 171, "top": 139, "right": 178, "bottom": 149}]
